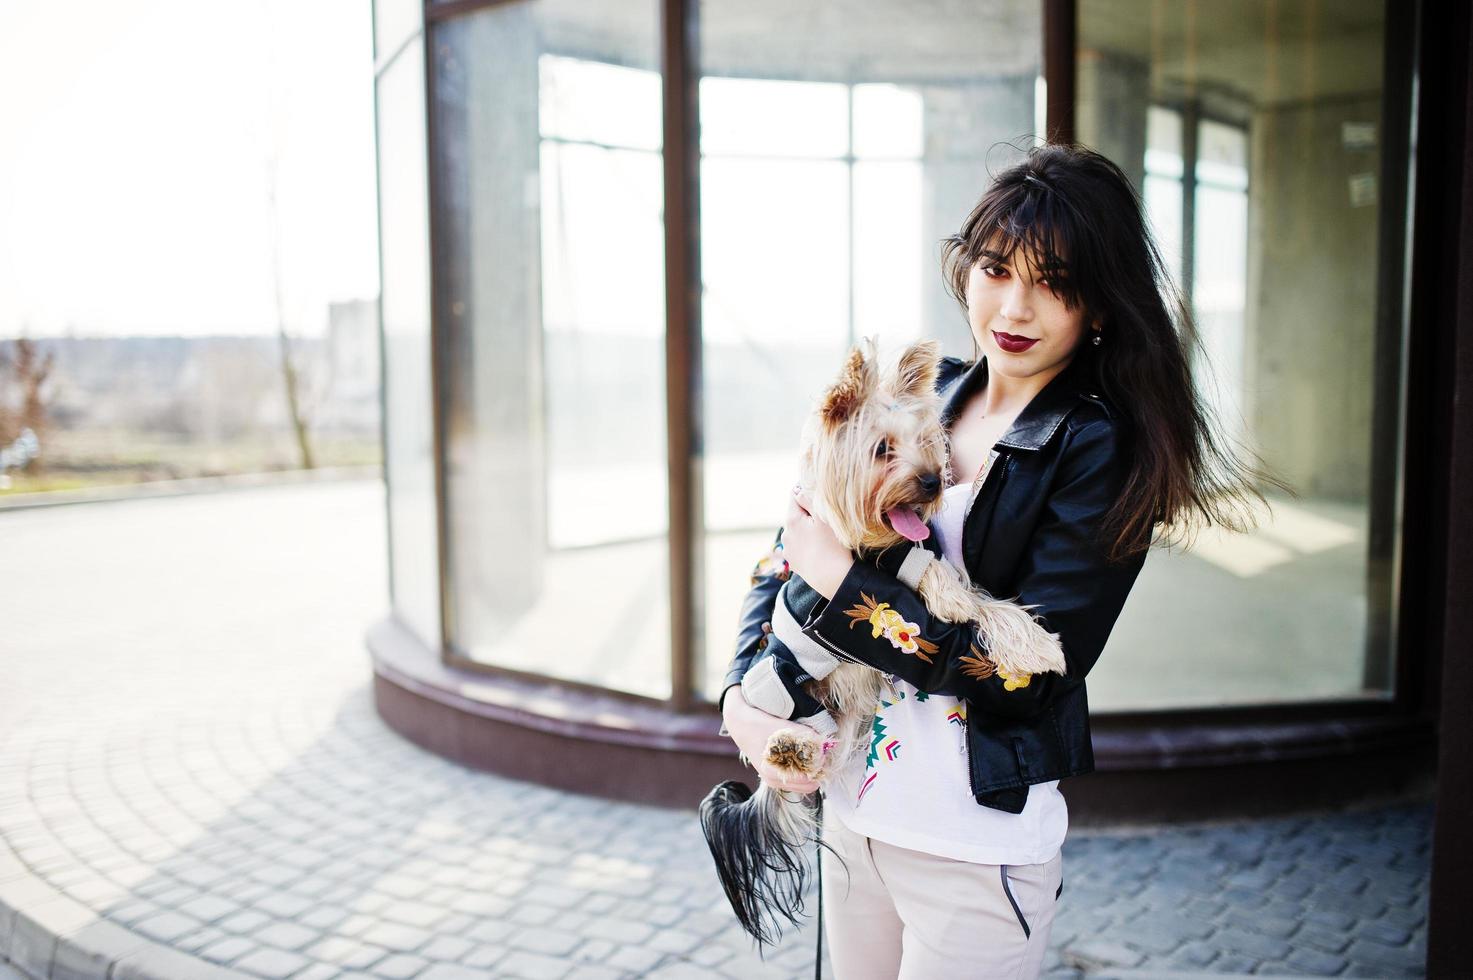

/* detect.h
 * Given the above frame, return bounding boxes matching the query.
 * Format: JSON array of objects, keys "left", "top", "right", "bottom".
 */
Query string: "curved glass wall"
[
  {"left": 430, "top": 3, "right": 669, "bottom": 698},
  {"left": 1078, "top": 0, "right": 1403, "bottom": 708},
  {"left": 379, "top": 0, "right": 1414, "bottom": 716},
  {"left": 376, "top": 29, "right": 440, "bottom": 651}
]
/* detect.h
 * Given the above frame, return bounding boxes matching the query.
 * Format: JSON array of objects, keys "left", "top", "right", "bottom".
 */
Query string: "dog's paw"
[{"left": 764, "top": 727, "right": 825, "bottom": 778}]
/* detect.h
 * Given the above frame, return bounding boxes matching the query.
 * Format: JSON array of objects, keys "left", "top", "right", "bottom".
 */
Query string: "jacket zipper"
[{"left": 965, "top": 700, "right": 978, "bottom": 795}]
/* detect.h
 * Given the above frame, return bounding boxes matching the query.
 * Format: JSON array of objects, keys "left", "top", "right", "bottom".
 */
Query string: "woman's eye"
[
  {"left": 981, "top": 265, "right": 1007, "bottom": 279},
  {"left": 874, "top": 440, "right": 890, "bottom": 459}
]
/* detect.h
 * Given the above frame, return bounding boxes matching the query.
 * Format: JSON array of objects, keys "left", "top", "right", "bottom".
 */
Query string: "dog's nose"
[{"left": 917, "top": 473, "right": 941, "bottom": 498}]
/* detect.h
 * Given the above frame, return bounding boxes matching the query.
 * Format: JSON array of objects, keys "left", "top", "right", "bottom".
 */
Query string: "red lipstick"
[{"left": 992, "top": 330, "right": 1039, "bottom": 353}]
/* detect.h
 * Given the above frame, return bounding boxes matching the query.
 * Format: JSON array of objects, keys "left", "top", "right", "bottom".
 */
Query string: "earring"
[{"left": 1091, "top": 332, "right": 1103, "bottom": 347}]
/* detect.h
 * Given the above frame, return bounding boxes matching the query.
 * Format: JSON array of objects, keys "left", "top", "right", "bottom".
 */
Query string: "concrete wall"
[{"left": 1246, "top": 94, "right": 1382, "bottom": 502}]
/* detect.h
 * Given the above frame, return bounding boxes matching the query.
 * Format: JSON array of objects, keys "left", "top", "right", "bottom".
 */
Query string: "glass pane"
[
  {"left": 431, "top": 3, "right": 667, "bottom": 698},
  {"left": 700, "top": 1, "right": 1043, "bottom": 700},
  {"left": 376, "top": 38, "right": 440, "bottom": 650},
  {"left": 1078, "top": 0, "right": 1401, "bottom": 709},
  {"left": 373, "top": 0, "right": 421, "bottom": 64}
]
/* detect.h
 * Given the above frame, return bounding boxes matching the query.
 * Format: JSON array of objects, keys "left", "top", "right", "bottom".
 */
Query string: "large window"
[
  {"left": 697, "top": 0, "right": 1044, "bottom": 698},
  {"left": 377, "top": 31, "right": 439, "bottom": 651},
  {"left": 430, "top": 4, "right": 669, "bottom": 698},
  {"left": 1079, "top": 0, "right": 1403, "bottom": 709},
  {"left": 377, "top": 0, "right": 1414, "bottom": 715}
]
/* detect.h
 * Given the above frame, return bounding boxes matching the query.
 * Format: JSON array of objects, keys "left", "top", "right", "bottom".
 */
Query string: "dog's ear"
[
  {"left": 891, "top": 340, "right": 941, "bottom": 400},
  {"left": 821, "top": 346, "right": 874, "bottom": 428}
]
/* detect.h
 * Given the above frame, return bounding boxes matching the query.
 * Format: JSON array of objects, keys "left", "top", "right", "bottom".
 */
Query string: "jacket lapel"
[{"left": 939, "top": 355, "right": 1088, "bottom": 453}]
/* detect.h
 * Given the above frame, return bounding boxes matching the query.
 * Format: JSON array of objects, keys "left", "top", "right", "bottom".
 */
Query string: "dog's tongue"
[{"left": 886, "top": 507, "right": 930, "bottom": 542}]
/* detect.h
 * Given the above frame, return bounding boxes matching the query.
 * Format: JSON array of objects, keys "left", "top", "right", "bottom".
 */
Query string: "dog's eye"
[{"left": 874, "top": 440, "right": 890, "bottom": 459}]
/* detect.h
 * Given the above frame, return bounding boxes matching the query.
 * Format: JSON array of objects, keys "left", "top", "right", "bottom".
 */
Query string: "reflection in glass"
[
  {"left": 376, "top": 38, "right": 440, "bottom": 651},
  {"left": 1078, "top": 0, "right": 1401, "bottom": 709},
  {"left": 432, "top": 6, "right": 667, "bottom": 698},
  {"left": 699, "top": 1, "right": 1043, "bottom": 698}
]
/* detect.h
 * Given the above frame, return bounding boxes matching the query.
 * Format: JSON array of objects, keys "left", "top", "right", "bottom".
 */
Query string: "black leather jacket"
[{"left": 721, "top": 353, "right": 1148, "bottom": 813}]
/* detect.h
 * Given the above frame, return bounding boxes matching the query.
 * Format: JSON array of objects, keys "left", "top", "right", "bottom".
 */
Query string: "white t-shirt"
[{"left": 824, "top": 481, "right": 1069, "bottom": 865}]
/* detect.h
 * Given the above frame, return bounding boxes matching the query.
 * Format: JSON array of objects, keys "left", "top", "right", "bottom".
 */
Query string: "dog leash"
[{"left": 814, "top": 793, "right": 824, "bottom": 980}]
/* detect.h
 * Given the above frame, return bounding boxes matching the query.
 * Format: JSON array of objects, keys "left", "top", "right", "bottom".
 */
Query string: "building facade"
[{"left": 367, "top": 0, "right": 1472, "bottom": 967}]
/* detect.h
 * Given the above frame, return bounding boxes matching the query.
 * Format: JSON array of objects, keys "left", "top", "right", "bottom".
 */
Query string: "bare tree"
[
  {"left": 0, "top": 338, "right": 55, "bottom": 471},
  {"left": 261, "top": 0, "right": 314, "bottom": 470},
  {"left": 265, "top": 158, "right": 315, "bottom": 470}
]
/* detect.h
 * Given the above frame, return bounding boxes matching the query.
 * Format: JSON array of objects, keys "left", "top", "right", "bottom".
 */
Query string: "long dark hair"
[{"left": 941, "top": 143, "right": 1286, "bottom": 561}]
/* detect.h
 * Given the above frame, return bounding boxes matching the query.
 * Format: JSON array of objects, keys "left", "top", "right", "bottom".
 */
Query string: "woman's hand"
[
  {"left": 781, "top": 487, "right": 854, "bottom": 600},
  {"left": 721, "top": 684, "right": 823, "bottom": 795}
]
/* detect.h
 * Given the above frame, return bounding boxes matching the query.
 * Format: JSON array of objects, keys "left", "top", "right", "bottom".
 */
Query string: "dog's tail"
[{"left": 699, "top": 779, "right": 822, "bottom": 947}]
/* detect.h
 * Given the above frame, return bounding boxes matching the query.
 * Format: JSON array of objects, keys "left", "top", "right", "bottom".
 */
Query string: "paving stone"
[
  {"left": 198, "top": 935, "right": 255, "bottom": 963},
  {"left": 255, "top": 919, "right": 318, "bottom": 951},
  {"left": 606, "top": 943, "right": 666, "bottom": 973},
  {"left": 564, "top": 966, "right": 627, "bottom": 980},
  {"left": 304, "top": 936, "right": 390, "bottom": 970},
  {"left": 509, "top": 926, "right": 584, "bottom": 957},
  {"left": 292, "top": 964, "right": 342, "bottom": 980},
  {"left": 173, "top": 925, "right": 229, "bottom": 953},
  {"left": 1210, "top": 951, "right": 1259, "bottom": 972},
  {"left": 233, "top": 946, "right": 310, "bottom": 978},
  {"left": 419, "top": 965, "right": 494, "bottom": 980},
  {"left": 1359, "top": 919, "right": 1413, "bottom": 947},
  {"left": 213, "top": 908, "right": 269, "bottom": 935},
  {"left": 498, "top": 950, "right": 575, "bottom": 979},
  {"left": 1063, "top": 940, "right": 1145, "bottom": 970},
  {"left": 132, "top": 910, "right": 204, "bottom": 943},
  {"left": 371, "top": 952, "right": 431, "bottom": 978},
  {"left": 1296, "top": 924, "right": 1354, "bottom": 954},
  {"left": 1223, "top": 908, "right": 1300, "bottom": 939},
  {"left": 254, "top": 892, "right": 313, "bottom": 918},
  {"left": 1287, "top": 946, "right": 1349, "bottom": 974},
  {"left": 1345, "top": 938, "right": 1423, "bottom": 975},
  {"left": 1215, "top": 926, "right": 1291, "bottom": 961},
  {"left": 1303, "top": 907, "right": 1357, "bottom": 931},
  {"left": 459, "top": 944, "right": 509, "bottom": 969},
  {"left": 581, "top": 916, "right": 656, "bottom": 945},
  {"left": 380, "top": 900, "right": 449, "bottom": 929},
  {"left": 1167, "top": 941, "right": 1218, "bottom": 968},
  {"left": 419, "top": 935, "right": 475, "bottom": 962},
  {"left": 361, "top": 921, "right": 434, "bottom": 951},
  {"left": 300, "top": 904, "right": 351, "bottom": 930},
  {"left": 648, "top": 928, "right": 704, "bottom": 955},
  {"left": 646, "top": 963, "right": 719, "bottom": 979},
  {"left": 171, "top": 893, "right": 237, "bottom": 924}
]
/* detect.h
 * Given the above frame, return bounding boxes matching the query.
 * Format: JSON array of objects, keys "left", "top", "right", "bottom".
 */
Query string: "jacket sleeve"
[
  {"left": 797, "top": 417, "right": 1147, "bottom": 721},
  {"left": 718, "top": 527, "right": 788, "bottom": 712}
]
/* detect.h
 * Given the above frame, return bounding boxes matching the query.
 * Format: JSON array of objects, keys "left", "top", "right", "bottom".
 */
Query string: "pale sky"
[{"left": 0, "top": 0, "right": 379, "bottom": 338}]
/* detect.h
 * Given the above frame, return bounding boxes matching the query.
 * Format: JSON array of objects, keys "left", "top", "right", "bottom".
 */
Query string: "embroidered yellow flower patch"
[
  {"left": 842, "top": 591, "right": 940, "bottom": 662},
  {"left": 997, "top": 665, "right": 1032, "bottom": 691}
]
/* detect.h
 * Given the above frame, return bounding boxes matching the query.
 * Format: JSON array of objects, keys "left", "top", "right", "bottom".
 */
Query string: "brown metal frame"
[
  {"left": 1414, "top": 0, "right": 1473, "bottom": 971},
  {"left": 661, "top": 0, "right": 703, "bottom": 712},
  {"left": 1043, "top": 0, "right": 1076, "bottom": 144}
]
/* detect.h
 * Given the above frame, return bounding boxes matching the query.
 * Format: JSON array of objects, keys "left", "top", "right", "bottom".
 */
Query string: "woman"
[{"left": 719, "top": 144, "right": 1272, "bottom": 979}]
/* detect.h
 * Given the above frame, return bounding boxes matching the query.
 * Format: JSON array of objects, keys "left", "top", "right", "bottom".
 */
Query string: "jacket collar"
[{"left": 938, "top": 355, "right": 1095, "bottom": 452}]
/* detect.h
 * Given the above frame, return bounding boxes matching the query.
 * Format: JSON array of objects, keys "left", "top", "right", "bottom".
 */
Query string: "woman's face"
[{"left": 966, "top": 241, "right": 1092, "bottom": 383}]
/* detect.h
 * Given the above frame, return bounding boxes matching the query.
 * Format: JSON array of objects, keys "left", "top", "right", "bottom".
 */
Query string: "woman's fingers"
[{"left": 760, "top": 766, "right": 820, "bottom": 795}]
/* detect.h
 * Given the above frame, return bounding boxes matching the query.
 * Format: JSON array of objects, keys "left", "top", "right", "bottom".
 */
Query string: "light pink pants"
[{"left": 819, "top": 806, "right": 1063, "bottom": 980}]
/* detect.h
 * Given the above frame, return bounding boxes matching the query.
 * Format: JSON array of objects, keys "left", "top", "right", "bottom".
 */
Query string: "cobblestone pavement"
[{"left": 1, "top": 481, "right": 1431, "bottom": 979}]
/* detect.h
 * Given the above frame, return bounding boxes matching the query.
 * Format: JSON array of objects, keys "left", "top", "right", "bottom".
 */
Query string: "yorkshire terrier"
[{"left": 700, "top": 337, "right": 1067, "bottom": 946}]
